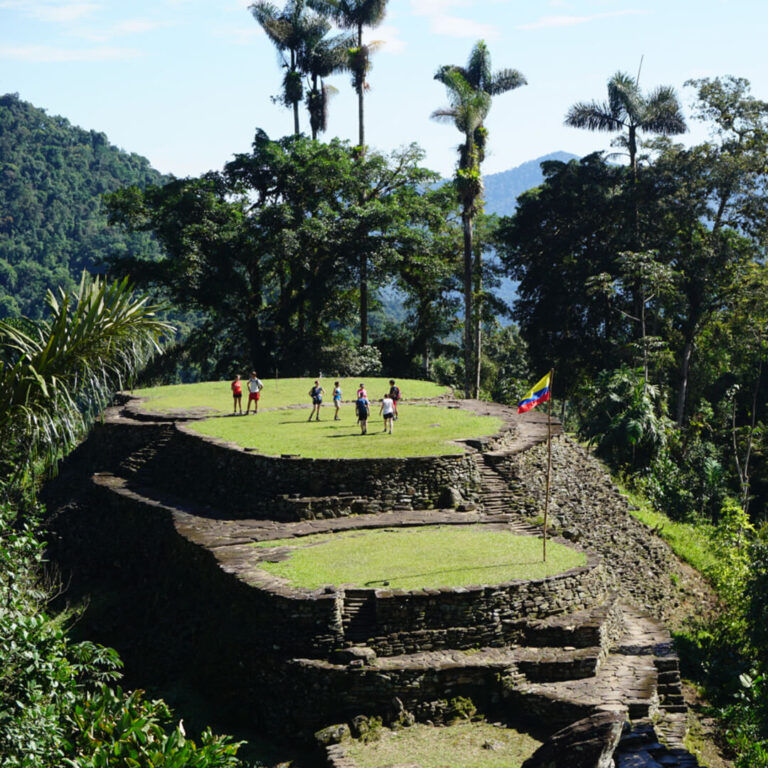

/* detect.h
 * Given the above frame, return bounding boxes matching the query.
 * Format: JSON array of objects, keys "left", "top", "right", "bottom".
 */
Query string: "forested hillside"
[{"left": 0, "top": 93, "right": 165, "bottom": 319}]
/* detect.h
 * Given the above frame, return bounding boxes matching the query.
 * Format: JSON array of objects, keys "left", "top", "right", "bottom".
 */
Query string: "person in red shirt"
[{"left": 231, "top": 374, "right": 243, "bottom": 415}]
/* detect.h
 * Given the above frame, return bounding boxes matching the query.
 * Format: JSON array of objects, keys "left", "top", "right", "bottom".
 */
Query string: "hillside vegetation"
[{"left": 0, "top": 93, "right": 165, "bottom": 319}]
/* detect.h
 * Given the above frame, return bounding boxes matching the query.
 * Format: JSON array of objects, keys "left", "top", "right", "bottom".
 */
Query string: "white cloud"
[
  {"left": 0, "top": 0, "right": 100, "bottom": 22},
  {"left": 365, "top": 24, "right": 406, "bottom": 55},
  {"left": 76, "top": 18, "right": 173, "bottom": 42},
  {"left": 410, "top": 0, "right": 499, "bottom": 39},
  {"left": 212, "top": 24, "right": 263, "bottom": 45},
  {"left": 518, "top": 10, "right": 644, "bottom": 30},
  {"left": 0, "top": 44, "right": 140, "bottom": 61}
]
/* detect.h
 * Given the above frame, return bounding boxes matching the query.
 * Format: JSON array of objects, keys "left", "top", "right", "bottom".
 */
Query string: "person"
[
  {"left": 308, "top": 380, "right": 324, "bottom": 421},
  {"left": 245, "top": 371, "right": 264, "bottom": 414},
  {"left": 357, "top": 382, "right": 367, "bottom": 400},
  {"left": 332, "top": 381, "right": 342, "bottom": 420},
  {"left": 380, "top": 392, "right": 395, "bottom": 434},
  {"left": 388, "top": 379, "right": 401, "bottom": 420},
  {"left": 356, "top": 393, "right": 370, "bottom": 434},
  {"left": 231, "top": 374, "right": 243, "bottom": 415}
]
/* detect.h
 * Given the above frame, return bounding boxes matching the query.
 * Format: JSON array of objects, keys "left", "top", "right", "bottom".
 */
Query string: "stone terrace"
[{"left": 43, "top": 392, "right": 709, "bottom": 768}]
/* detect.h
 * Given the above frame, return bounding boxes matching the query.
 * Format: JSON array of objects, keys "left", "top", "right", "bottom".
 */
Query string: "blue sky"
[{"left": 2, "top": 0, "right": 766, "bottom": 178}]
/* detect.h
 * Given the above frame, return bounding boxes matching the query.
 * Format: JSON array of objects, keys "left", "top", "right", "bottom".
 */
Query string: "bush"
[{"left": 318, "top": 342, "right": 382, "bottom": 377}]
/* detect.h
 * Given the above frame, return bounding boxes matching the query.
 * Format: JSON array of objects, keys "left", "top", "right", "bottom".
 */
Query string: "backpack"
[{"left": 391, "top": 385, "right": 401, "bottom": 400}]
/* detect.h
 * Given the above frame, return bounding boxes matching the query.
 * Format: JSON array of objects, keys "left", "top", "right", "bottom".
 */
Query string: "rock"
[
  {"left": 521, "top": 711, "right": 625, "bottom": 768},
  {"left": 314, "top": 723, "right": 351, "bottom": 747},
  {"left": 438, "top": 486, "right": 463, "bottom": 509}
]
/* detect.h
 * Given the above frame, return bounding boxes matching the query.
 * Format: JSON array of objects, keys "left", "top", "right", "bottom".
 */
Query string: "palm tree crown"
[
  {"left": 565, "top": 70, "right": 687, "bottom": 175},
  {"left": 250, "top": 0, "right": 331, "bottom": 136},
  {"left": 308, "top": 0, "right": 388, "bottom": 150}
]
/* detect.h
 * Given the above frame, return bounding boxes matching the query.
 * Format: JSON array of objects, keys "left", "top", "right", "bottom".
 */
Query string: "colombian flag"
[{"left": 517, "top": 372, "right": 552, "bottom": 414}]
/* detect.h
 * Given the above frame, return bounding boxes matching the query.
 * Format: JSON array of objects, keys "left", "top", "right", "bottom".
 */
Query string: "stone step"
[{"left": 504, "top": 592, "right": 623, "bottom": 650}]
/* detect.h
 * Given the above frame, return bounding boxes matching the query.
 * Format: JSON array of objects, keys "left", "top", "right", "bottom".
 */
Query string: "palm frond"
[
  {"left": 0, "top": 274, "right": 173, "bottom": 477},
  {"left": 565, "top": 101, "right": 624, "bottom": 132},
  {"left": 488, "top": 68, "right": 527, "bottom": 95}
]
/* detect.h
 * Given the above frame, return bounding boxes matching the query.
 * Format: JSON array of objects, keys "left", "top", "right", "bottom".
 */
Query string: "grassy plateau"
[
  {"left": 255, "top": 525, "right": 586, "bottom": 589},
  {"left": 346, "top": 720, "right": 542, "bottom": 768},
  {"left": 131, "top": 377, "right": 451, "bottom": 414},
  {"left": 188, "top": 403, "right": 502, "bottom": 459}
]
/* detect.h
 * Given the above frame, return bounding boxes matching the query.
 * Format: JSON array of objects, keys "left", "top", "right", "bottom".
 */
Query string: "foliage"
[
  {"left": 576, "top": 366, "right": 669, "bottom": 469},
  {"left": 319, "top": 342, "right": 382, "bottom": 376},
  {"left": 107, "top": 132, "right": 457, "bottom": 378},
  {"left": 0, "top": 94, "right": 165, "bottom": 320},
  {"left": 0, "top": 274, "right": 172, "bottom": 481}
]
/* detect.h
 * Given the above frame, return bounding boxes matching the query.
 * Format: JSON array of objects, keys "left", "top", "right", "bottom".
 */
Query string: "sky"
[{"left": 2, "top": 0, "right": 767, "bottom": 179}]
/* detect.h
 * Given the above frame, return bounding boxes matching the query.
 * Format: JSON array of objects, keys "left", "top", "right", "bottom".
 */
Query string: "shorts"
[
  {"left": 313, "top": 396, "right": 323, "bottom": 405},
  {"left": 249, "top": 392, "right": 260, "bottom": 402},
  {"left": 233, "top": 392, "right": 242, "bottom": 400},
  {"left": 384, "top": 412, "right": 394, "bottom": 420}
]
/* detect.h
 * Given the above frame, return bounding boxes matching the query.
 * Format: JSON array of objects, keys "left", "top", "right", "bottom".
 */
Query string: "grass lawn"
[
  {"left": 255, "top": 525, "right": 586, "bottom": 589},
  {"left": 618, "top": 484, "right": 718, "bottom": 577},
  {"left": 346, "top": 721, "right": 542, "bottom": 768},
  {"left": 131, "top": 377, "right": 451, "bottom": 414},
  {"left": 188, "top": 404, "right": 502, "bottom": 458}
]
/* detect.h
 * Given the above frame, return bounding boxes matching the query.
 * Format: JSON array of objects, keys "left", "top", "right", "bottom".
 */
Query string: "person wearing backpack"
[
  {"left": 388, "top": 380, "right": 401, "bottom": 420},
  {"left": 308, "top": 380, "right": 324, "bottom": 422},
  {"left": 356, "top": 394, "right": 370, "bottom": 434}
]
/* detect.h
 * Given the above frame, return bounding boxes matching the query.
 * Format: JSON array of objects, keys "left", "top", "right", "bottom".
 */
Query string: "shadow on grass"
[{"left": 363, "top": 557, "right": 549, "bottom": 587}]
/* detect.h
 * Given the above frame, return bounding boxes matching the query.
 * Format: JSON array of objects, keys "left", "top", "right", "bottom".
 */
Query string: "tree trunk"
[
  {"left": 360, "top": 252, "right": 368, "bottom": 346},
  {"left": 473, "top": 249, "right": 482, "bottom": 398},
  {"left": 357, "top": 24, "right": 364, "bottom": 152},
  {"left": 675, "top": 337, "right": 694, "bottom": 426},
  {"left": 462, "top": 211, "right": 473, "bottom": 399}
]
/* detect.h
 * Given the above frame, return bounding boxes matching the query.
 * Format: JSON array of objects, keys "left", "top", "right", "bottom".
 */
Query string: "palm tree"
[
  {"left": 0, "top": 274, "right": 171, "bottom": 477},
  {"left": 307, "top": 0, "right": 388, "bottom": 151},
  {"left": 250, "top": 0, "right": 329, "bottom": 136},
  {"left": 566, "top": 71, "right": 686, "bottom": 349},
  {"left": 432, "top": 41, "right": 526, "bottom": 398},
  {"left": 565, "top": 70, "right": 686, "bottom": 180},
  {"left": 303, "top": 30, "right": 353, "bottom": 139}
]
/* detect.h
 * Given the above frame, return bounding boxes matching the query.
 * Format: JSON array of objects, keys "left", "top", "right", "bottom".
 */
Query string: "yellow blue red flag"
[{"left": 517, "top": 372, "right": 552, "bottom": 414}]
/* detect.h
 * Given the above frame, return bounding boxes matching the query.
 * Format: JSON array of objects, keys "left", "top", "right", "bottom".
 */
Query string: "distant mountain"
[
  {"left": 483, "top": 151, "right": 579, "bottom": 218},
  {"left": 0, "top": 93, "right": 166, "bottom": 319}
]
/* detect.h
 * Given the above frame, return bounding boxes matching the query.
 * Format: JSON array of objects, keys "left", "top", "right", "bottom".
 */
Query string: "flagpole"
[{"left": 543, "top": 368, "right": 554, "bottom": 562}]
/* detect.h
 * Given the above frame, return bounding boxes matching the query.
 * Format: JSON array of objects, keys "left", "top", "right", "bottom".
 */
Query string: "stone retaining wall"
[{"left": 128, "top": 423, "right": 482, "bottom": 518}]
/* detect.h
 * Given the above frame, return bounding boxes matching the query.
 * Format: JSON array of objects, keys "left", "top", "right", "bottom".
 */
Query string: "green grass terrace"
[
  {"left": 254, "top": 526, "right": 585, "bottom": 589},
  {"left": 131, "top": 377, "right": 451, "bottom": 414},
  {"left": 187, "top": 404, "right": 503, "bottom": 458}
]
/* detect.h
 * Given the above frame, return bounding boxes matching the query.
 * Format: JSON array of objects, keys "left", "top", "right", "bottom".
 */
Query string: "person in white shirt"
[
  {"left": 379, "top": 394, "right": 395, "bottom": 434},
  {"left": 245, "top": 371, "right": 264, "bottom": 414}
]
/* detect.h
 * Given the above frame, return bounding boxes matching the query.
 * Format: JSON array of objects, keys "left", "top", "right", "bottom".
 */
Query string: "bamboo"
[{"left": 543, "top": 368, "right": 554, "bottom": 562}]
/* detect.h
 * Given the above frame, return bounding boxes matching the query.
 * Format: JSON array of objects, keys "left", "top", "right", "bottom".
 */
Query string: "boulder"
[{"left": 521, "top": 710, "right": 625, "bottom": 768}]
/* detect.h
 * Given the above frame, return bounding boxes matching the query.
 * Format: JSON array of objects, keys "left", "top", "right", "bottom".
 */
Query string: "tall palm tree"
[
  {"left": 432, "top": 41, "right": 526, "bottom": 398},
  {"left": 565, "top": 70, "right": 687, "bottom": 180},
  {"left": 566, "top": 71, "right": 686, "bottom": 347},
  {"left": 303, "top": 30, "right": 353, "bottom": 139},
  {"left": 307, "top": 0, "right": 388, "bottom": 151},
  {"left": 250, "top": 0, "right": 329, "bottom": 136}
]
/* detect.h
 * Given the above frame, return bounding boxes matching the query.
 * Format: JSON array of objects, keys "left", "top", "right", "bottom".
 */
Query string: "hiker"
[
  {"left": 380, "top": 393, "right": 395, "bottom": 434},
  {"left": 357, "top": 382, "right": 367, "bottom": 400},
  {"left": 356, "top": 394, "right": 370, "bottom": 434},
  {"left": 388, "top": 379, "right": 401, "bottom": 420},
  {"left": 308, "top": 380, "right": 324, "bottom": 421},
  {"left": 245, "top": 371, "right": 264, "bottom": 414},
  {"left": 333, "top": 381, "right": 342, "bottom": 420},
  {"left": 231, "top": 374, "right": 243, "bottom": 415}
]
